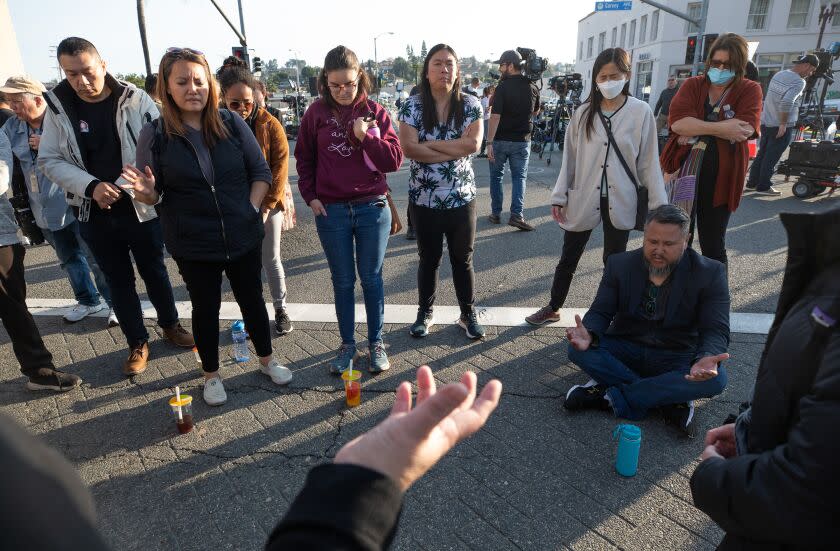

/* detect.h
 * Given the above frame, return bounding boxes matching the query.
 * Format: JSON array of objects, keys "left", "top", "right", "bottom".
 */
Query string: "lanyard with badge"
[{"left": 26, "top": 125, "right": 42, "bottom": 194}]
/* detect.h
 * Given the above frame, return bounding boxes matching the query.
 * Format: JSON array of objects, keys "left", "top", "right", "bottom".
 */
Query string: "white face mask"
[{"left": 597, "top": 78, "right": 626, "bottom": 100}]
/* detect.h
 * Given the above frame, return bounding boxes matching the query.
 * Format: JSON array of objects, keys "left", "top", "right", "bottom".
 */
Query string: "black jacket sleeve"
[
  {"left": 690, "top": 333, "right": 840, "bottom": 546},
  {"left": 582, "top": 255, "right": 620, "bottom": 336},
  {"left": 695, "top": 261, "right": 731, "bottom": 359},
  {"left": 265, "top": 463, "right": 404, "bottom": 551}
]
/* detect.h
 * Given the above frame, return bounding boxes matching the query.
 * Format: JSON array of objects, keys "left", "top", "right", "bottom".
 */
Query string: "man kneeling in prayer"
[{"left": 564, "top": 204, "right": 730, "bottom": 437}]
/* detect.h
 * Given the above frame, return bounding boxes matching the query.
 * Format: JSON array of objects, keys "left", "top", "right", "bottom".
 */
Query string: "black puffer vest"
[{"left": 152, "top": 111, "right": 263, "bottom": 262}]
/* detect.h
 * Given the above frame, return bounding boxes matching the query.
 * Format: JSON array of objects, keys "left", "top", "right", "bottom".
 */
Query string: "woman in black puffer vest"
[{"left": 122, "top": 47, "right": 293, "bottom": 407}]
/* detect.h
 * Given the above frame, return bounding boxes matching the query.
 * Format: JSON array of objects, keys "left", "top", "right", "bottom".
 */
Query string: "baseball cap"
[
  {"left": 493, "top": 50, "right": 522, "bottom": 66},
  {"left": 0, "top": 75, "right": 47, "bottom": 96},
  {"left": 793, "top": 54, "right": 819, "bottom": 68}
]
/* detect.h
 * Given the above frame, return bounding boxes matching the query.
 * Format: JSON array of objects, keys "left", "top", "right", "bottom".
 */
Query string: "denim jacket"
[
  {"left": 0, "top": 131, "right": 21, "bottom": 246},
  {"left": 2, "top": 116, "right": 73, "bottom": 231}
]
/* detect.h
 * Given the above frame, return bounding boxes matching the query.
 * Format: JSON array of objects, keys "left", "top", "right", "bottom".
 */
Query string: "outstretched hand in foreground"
[{"left": 334, "top": 365, "right": 502, "bottom": 491}]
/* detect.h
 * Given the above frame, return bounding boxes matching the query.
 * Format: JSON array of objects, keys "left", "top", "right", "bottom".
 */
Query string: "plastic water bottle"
[
  {"left": 231, "top": 320, "right": 249, "bottom": 363},
  {"left": 362, "top": 124, "right": 381, "bottom": 172},
  {"left": 613, "top": 424, "right": 641, "bottom": 477}
]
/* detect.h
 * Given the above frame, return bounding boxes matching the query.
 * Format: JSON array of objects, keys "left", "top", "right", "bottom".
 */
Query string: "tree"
[
  {"left": 392, "top": 57, "right": 412, "bottom": 80},
  {"left": 301, "top": 65, "right": 321, "bottom": 79},
  {"left": 420, "top": 41, "right": 428, "bottom": 60},
  {"left": 116, "top": 73, "right": 146, "bottom": 88},
  {"left": 286, "top": 59, "right": 306, "bottom": 69}
]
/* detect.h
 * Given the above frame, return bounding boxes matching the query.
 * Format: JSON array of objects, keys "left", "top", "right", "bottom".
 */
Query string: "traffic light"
[
  {"left": 231, "top": 46, "right": 250, "bottom": 67},
  {"left": 685, "top": 36, "right": 697, "bottom": 65},
  {"left": 252, "top": 56, "right": 263, "bottom": 74}
]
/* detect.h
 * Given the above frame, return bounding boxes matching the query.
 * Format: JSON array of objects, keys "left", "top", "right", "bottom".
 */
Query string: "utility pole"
[
  {"left": 639, "top": 0, "right": 707, "bottom": 76},
  {"left": 373, "top": 32, "right": 394, "bottom": 92},
  {"left": 137, "top": 0, "right": 152, "bottom": 76},
  {"left": 209, "top": 0, "right": 247, "bottom": 47},
  {"left": 48, "top": 46, "right": 62, "bottom": 83}
]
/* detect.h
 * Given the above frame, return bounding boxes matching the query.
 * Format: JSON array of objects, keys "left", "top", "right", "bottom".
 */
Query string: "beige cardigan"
[{"left": 550, "top": 96, "right": 667, "bottom": 232}]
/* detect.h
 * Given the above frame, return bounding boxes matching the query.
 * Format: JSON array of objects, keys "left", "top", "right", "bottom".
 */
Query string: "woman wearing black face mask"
[{"left": 526, "top": 47, "right": 667, "bottom": 326}]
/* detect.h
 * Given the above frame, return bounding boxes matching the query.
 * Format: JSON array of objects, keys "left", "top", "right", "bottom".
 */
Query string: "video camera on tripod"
[
  {"left": 516, "top": 47, "right": 548, "bottom": 86},
  {"left": 548, "top": 73, "right": 584, "bottom": 104},
  {"left": 798, "top": 42, "right": 840, "bottom": 139}
]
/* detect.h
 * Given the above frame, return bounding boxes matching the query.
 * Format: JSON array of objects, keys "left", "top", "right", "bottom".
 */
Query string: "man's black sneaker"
[
  {"left": 661, "top": 402, "right": 697, "bottom": 438},
  {"left": 406, "top": 226, "right": 416, "bottom": 240},
  {"left": 508, "top": 216, "right": 535, "bottom": 231},
  {"left": 26, "top": 368, "right": 81, "bottom": 392},
  {"left": 458, "top": 311, "right": 486, "bottom": 339},
  {"left": 564, "top": 380, "right": 610, "bottom": 411},
  {"left": 275, "top": 308, "right": 293, "bottom": 335},
  {"left": 410, "top": 310, "right": 434, "bottom": 337}
]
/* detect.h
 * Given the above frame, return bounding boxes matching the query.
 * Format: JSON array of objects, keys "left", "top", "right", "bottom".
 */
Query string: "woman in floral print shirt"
[{"left": 398, "top": 43, "right": 485, "bottom": 341}]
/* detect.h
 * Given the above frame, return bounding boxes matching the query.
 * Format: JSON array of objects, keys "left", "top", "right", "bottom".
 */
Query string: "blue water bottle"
[
  {"left": 231, "top": 320, "right": 249, "bottom": 363},
  {"left": 613, "top": 424, "right": 641, "bottom": 477}
]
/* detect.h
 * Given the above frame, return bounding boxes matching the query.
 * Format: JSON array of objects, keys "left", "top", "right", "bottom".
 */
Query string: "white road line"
[{"left": 25, "top": 299, "right": 774, "bottom": 334}]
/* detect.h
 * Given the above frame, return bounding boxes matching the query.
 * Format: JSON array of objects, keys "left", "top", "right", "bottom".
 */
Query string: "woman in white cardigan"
[{"left": 526, "top": 47, "right": 668, "bottom": 326}]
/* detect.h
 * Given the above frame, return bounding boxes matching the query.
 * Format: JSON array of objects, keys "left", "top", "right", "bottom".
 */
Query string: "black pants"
[
  {"left": 175, "top": 246, "right": 271, "bottom": 373},
  {"left": 79, "top": 215, "right": 179, "bottom": 348},
  {"left": 691, "top": 170, "right": 731, "bottom": 266},
  {"left": 0, "top": 244, "right": 55, "bottom": 377},
  {"left": 411, "top": 201, "right": 476, "bottom": 315},
  {"left": 549, "top": 197, "right": 629, "bottom": 311}
]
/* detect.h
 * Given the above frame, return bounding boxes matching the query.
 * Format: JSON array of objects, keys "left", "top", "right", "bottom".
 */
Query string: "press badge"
[{"left": 28, "top": 170, "right": 39, "bottom": 193}]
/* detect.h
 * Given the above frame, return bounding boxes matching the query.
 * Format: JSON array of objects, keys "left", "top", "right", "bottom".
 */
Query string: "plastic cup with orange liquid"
[{"left": 341, "top": 369, "right": 362, "bottom": 407}]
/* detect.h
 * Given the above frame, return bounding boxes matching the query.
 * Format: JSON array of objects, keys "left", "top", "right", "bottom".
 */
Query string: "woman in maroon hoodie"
[{"left": 295, "top": 45, "right": 403, "bottom": 375}]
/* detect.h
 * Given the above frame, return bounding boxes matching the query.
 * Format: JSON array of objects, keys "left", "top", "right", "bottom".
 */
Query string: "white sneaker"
[
  {"left": 107, "top": 308, "right": 119, "bottom": 327},
  {"left": 203, "top": 377, "right": 227, "bottom": 406},
  {"left": 260, "top": 358, "right": 293, "bottom": 385},
  {"left": 63, "top": 302, "right": 105, "bottom": 323}
]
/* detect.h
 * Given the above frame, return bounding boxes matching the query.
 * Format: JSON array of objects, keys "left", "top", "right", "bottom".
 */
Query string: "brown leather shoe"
[
  {"left": 162, "top": 323, "right": 195, "bottom": 348},
  {"left": 124, "top": 342, "right": 149, "bottom": 376}
]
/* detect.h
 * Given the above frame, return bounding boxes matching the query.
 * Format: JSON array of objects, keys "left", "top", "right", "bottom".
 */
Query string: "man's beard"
[{"left": 645, "top": 254, "right": 682, "bottom": 278}]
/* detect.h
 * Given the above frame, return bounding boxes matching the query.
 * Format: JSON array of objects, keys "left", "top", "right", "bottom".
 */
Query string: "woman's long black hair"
[
  {"left": 582, "top": 48, "right": 631, "bottom": 139},
  {"left": 419, "top": 44, "right": 465, "bottom": 134}
]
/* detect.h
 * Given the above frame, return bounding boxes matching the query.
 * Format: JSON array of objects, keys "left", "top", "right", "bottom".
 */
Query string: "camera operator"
[
  {"left": 486, "top": 50, "right": 541, "bottom": 232},
  {"left": 746, "top": 54, "right": 818, "bottom": 195}
]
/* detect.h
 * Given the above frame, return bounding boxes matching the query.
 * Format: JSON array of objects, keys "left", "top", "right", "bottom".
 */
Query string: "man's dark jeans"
[
  {"left": 79, "top": 216, "right": 179, "bottom": 348},
  {"left": 568, "top": 335, "right": 727, "bottom": 420},
  {"left": 747, "top": 125, "right": 794, "bottom": 192}
]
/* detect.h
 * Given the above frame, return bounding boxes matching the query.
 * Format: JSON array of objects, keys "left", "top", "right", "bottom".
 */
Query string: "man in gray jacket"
[
  {"left": 1, "top": 131, "right": 81, "bottom": 391},
  {"left": 39, "top": 37, "right": 193, "bottom": 376}
]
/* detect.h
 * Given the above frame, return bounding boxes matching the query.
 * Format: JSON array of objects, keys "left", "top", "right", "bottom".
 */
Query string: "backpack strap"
[{"left": 150, "top": 118, "right": 166, "bottom": 193}]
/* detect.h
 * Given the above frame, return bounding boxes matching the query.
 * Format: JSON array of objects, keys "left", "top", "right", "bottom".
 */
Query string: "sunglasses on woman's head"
[{"left": 165, "top": 47, "right": 205, "bottom": 57}]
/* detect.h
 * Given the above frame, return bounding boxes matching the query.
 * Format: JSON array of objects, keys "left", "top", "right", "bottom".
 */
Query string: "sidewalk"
[{"left": 0, "top": 316, "right": 764, "bottom": 550}]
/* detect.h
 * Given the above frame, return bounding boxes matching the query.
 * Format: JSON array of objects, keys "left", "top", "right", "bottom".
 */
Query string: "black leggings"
[
  {"left": 176, "top": 246, "right": 271, "bottom": 373},
  {"left": 411, "top": 201, "right": 477, "bottom": 315},
  {"left": 690, "top": 171, "right": 731, "bottom": 266},
  {"left": 549, "top": 197, "right": 630, "bottom": 311}
]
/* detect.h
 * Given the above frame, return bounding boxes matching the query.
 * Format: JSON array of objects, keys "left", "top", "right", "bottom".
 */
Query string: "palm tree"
[{"left": 137, "top": 0, "right": 152, "bottom": 77}]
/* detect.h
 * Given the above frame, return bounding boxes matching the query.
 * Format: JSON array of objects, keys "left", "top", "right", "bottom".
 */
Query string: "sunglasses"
[
  {"left": 708, "top": 59, "right": 732, "bottom": 71},
  {"left": 228, "top": 99, "right": 254, "bottom": 110},
  {"left": 165, "top": 47, "right": 205, "bottom": 57}
]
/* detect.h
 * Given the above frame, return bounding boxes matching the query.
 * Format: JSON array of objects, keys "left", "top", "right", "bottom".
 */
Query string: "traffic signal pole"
[
  {"left": 208, "top": 0, "right": 247, "bottom": 47},
  {"left": 639, "top": 0, "right": 708, "bottom": 75}
]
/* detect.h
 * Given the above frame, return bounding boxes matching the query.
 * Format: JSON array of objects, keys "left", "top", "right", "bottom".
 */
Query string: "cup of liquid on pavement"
[
  {"left": 169, "top": 392, "right": 194, "bottom": 434},
  {"left": 341, "top": 370, "right": 362, "bottom": 408}
]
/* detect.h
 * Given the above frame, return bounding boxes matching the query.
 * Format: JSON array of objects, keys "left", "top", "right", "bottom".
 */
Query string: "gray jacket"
[
  {"left": 38, "top": 74, "right": 160, "bottom": 222},
  {"left": 0, "top": 131, "right": 20, "bottom": 246}
]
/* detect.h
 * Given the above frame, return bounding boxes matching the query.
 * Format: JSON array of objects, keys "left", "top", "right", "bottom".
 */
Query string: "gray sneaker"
[
  {"left": 330, "top": 344, "right": 356, "bottom": 374},
  {"left": 368, "top": 341, "right": 391, "bottom": 373},
  {"left": 410, "top": 310, "right": 434, "bottom": 337},
  {"left": 755, "top": 187, "right": 781, "bottom": 196}
]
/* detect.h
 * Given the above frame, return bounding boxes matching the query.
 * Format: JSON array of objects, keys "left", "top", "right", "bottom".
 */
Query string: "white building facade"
[
  {"left": 0, "top": 0, "right": 24, "bottom": 83},
  {"left": 575, "top": 0, "right": 839, "bottom": 109}
]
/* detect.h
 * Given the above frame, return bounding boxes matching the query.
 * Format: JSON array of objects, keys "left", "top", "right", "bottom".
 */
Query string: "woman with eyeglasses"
[
  {"left": 294, "top": 45, "right": 403, "bottom": 375},
  {"left": 398, "top": 44, "right": 485, "bottom": 340},
  {"left": 121, "top": 47, "right": 293, "bottom": 406},
  {"left": 662, "top": 33, "right": 762, "bottom": 266},
  {"left": 219, "top": 67, "right": 294, "bottom": 336}
]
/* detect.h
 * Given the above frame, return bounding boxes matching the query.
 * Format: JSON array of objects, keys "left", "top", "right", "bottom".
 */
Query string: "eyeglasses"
[
  {"left": 327, "top": 80, "right": 359, "bottom": 92},
  {"left": 228, "top": 99, "right": 254, "bottom": 110},
  {"left": 165, "top": 47, "right": 205, "bottom": 57},
  {"left": 708, "top": 59, "right": 732, "bottom": 71}
]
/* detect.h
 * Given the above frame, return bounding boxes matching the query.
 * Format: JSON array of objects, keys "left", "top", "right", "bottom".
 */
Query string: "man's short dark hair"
[
  {"left": 56, "top": 37, "right": 100, "bottom": 60},
  {"left": 144, "top": 73, "right": 158, "bottom": 95},
  {"left": 645, "top": 204, "right": 690, "bottom": 236}
]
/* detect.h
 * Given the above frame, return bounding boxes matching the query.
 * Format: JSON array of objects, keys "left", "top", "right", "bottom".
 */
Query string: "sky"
[{"left": 8, "top": 0, "right": 595, "bottom": 83}]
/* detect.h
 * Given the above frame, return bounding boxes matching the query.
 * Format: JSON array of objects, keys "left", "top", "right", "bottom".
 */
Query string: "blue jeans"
[
  {"left": 42, "top": 220, "right": 112, "bottom": 308},
  {"left": 568, "top": 336, "right": 728, "bottom": 420},
  {"left": 80, "top": 216, "right": 179, "bottom": 348},
  {"left": 489, "top": 140, "right": 531, "bottom": 218},
  {"left": 315, "top": 197, "right": 391, "bottom": 346},
  {"left": 747, "top": 125, "right": 794, "bottom": 192}
]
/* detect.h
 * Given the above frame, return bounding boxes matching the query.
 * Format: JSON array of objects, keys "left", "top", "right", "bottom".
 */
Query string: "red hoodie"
[{"left": 294, "top": 96, "right": 403, "bottom": 205}]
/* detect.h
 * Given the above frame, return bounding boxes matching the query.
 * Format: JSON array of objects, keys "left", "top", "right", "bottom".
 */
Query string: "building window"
[
  {"left": 747, "top": 0, "right": 771, "bottom": 31},
  {"left": 598, "top": 32, "right": 606, "bottom": 53},
  {"left": 834, "top": 7, "right": 840, "bottom": 27},
  {"left": 620, "top": 23, "right": 627, "bottom": 48},
  {"left": 629, "top": 19, "right": 636, "bottom": 47},
  {"left": 635, "top": 61, "right": 653, "bottom": 102},
  {"left": 611, "top": 27, "right": 617, "bottom": 47},
  {"left": 640, "top": 15, "right": 648, "bottom": 44},
  {"left": 787, "top": 0, "right": 811, "bottom": 28},
  {"left": 579, "top": 41, "right": 583, "bottom": 60},
  {"left": 686, "top": 2, "right": 702, "bottom": 34},
  {"left": 756, "top": 53, "right": 784, "bottom": 94},
  {"left": 651, "top": 10, "right": 660, "bottom": 41},
  {"left": 587, "top": 36, "right": 594, "bottom": 58}
]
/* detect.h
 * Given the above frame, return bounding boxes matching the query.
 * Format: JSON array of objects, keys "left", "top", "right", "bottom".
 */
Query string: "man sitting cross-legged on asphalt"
[{"left": 563, "top": 204, "right": 730, "bottom": 437}]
